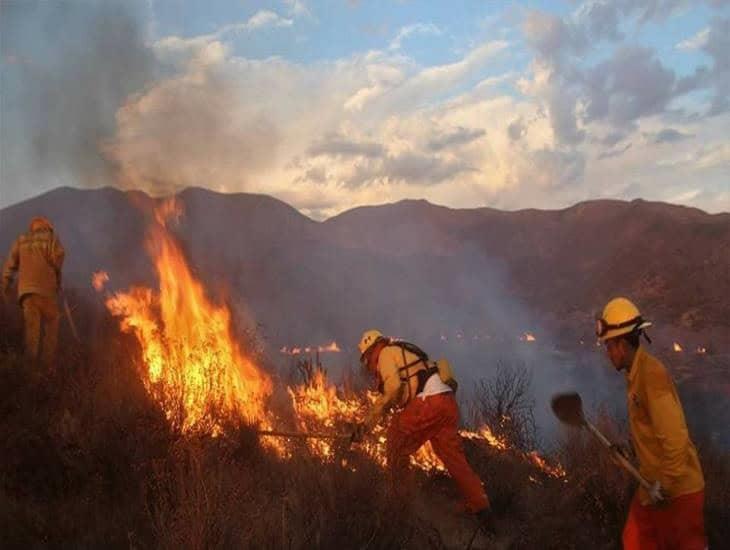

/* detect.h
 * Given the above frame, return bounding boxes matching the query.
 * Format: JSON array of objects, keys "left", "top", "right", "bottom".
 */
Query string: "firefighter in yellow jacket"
[
  {"left": 596, "top": 298, "right": 705, "bottom": 549},
  {"left": 2, "top": 217, "right": 65, "bottom": 368}
]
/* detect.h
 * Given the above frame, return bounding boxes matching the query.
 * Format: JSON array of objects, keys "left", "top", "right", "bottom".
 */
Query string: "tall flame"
[{"left": 105, "top": 199, "right": 272, "bottom": 433}]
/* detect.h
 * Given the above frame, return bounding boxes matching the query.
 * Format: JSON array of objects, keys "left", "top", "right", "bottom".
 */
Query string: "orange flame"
[
  {"left": 696, "top": 346, "right": 706, "bottom": 354},
  {"left": 521, "top": 332, "right": 536, "bottom": 342},
  {"left": 105, "top": 199, "right": 273, "bottom": 434},
  {"left": 673, "top": 342, "right": 683, "bottom": 352},
  {"left": 91, "top": 270, "right": 110, "bottom": 291}
]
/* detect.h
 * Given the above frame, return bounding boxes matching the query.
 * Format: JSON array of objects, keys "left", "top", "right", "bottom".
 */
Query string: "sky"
[{"left": 1, "top": 0, "right": 728, "bottom": 219}]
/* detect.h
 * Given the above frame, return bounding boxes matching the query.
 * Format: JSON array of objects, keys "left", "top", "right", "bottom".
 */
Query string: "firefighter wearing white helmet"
[
  {"left": 352, "top": 329, "right": 491, "bottom": 528},
  {"left": 595, "top": 298, "right": 705, "bottom": 549}
]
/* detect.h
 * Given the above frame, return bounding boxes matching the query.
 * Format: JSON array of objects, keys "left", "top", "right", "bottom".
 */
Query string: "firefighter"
[
  {"left": 596, "top": 298, "right": 706, "bottom": 549},
  {"left": 2, "top": 217, "right": 65, "bottom": 368},
  {"left": 351, "top": 330, "right": 491, "bottom": 524}
]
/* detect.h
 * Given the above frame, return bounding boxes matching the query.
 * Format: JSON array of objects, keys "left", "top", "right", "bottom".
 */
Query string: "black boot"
[{"left": 476, "top": 507, "right": 496, "bottom": 536}]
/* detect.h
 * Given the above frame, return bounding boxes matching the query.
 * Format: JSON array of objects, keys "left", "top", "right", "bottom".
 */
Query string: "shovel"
[{"left": 551, "top": 392, "right": 663, "bottom": 503}]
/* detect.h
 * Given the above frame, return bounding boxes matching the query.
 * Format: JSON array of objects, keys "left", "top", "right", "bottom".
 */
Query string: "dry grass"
[{"left": 0, "top": 313, "right": 727, "bottom": 549}]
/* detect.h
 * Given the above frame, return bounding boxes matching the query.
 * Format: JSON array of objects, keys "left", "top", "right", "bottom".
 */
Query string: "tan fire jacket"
[
  {"left": 2, "top": 228, "right": 65, "bottom": 301},
  {"left": 626, "top": 346, "right": 704, "bottom": 504},
  {"left": 364, "top": 345, "right": 426, "bottom": 430}
]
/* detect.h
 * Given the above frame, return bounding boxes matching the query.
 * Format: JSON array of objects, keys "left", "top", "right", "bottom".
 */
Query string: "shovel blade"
[{"left": 551, "top": 392, "right": 585, "bottom": 427}]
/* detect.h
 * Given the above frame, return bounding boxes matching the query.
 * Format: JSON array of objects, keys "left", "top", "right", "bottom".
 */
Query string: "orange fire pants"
[
  {"left": 386, "top": 392, "right": 489, "bottom": 513},
  {"left": 622, "top": 490, "right": 706, "bottom": 550}
]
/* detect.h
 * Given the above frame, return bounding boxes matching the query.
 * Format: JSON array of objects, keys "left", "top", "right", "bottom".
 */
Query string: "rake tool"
[
  {"left": 551, "top": 392, "right": 663, "bottom": 503},
  {"left": 62, "top": 293, "right": 81, "bottom": 343},
  {"left": 256, "top": 429, "right": 351, "bottom": 441}
]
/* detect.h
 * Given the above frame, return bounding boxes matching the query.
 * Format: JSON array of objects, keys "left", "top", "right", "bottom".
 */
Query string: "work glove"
[
  {"left": 648, "top": 481, "right": 669, "bottom": 507},
  {"left": 350, "top": 422, "right": 367, "bottom": 444}
]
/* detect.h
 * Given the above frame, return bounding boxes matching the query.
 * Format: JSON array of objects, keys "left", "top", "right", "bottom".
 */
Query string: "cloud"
[
  {"left": 381, "top": 152, "right": 476, "bottom": 185},
  {"left": 427, "top": 127, "right": 486, "bottom": 151},
  {"left": 597, "top": 142, "right": 632, "bottom": 159},
  {"left": 283, "top": 0, "right": 312, "bottom": 18},
  {"left": 655, "top": 142, "right": 730, "bottom": 169},
  {"left": 156, "top": 9, "right": 294, "bottom": 48},
  {"left": 389, "top": 23, "right": 442, "bottom": 50},
  {"left": 703, "top": 16, "right": 730, "bottom": 115},
  {"left": 676, "top": 27, "right": 710, "bottom": 50},
  {"left": 509, "top": 148, "right": 586, "bottom": 189},
  {"left": 584, "top": 46, "right": 678, "bottom": 125},
  {"left": 507, "top": 118, "right": 526, "bottom": 141},
  {"left": 650, "top": 128, "right": 695, "bottom": 143},
  {"left": 308, "top": 134, "right": 385, "bottom": 158}
]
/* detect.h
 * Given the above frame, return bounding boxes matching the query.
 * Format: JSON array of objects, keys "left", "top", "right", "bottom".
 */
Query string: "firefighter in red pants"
[
  {"left": 596, "top": 298, "right": 706, "bottom": 549},
  {"left": 351, "top": 330, "right": 491, "bottom": 524}
]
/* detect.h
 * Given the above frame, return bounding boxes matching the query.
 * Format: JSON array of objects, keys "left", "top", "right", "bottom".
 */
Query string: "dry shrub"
[{"left": 470, "top": 362, "right": 537, "bottom": 452}]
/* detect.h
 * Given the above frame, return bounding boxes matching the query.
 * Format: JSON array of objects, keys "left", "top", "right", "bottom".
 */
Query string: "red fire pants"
[
  {"left": 386, "top": 392, "right": 489, "bottom": 513},
  {"left": 622, "top": 489, "right": 706, "bottom": 550}
]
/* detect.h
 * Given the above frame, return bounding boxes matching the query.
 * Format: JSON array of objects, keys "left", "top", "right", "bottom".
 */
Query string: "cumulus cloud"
[
  {"left": 519, "top": 3, "right": 728, "bottom": 151},
  {"left": 584, "top": 46, "right": 677, "bottom": 125}
]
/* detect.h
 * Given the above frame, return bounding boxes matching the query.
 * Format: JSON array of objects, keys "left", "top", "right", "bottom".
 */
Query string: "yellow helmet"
[
  {"left": 358, "top": 329, "right": 384, "bottom": 358},
  {"left": 595, "top": 297, "right": 652, "bottom": 341}
]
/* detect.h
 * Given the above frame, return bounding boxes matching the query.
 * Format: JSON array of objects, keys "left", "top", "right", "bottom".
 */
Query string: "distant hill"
[{"left": 1, "top": 187, "right": 728, "bottom": 361}]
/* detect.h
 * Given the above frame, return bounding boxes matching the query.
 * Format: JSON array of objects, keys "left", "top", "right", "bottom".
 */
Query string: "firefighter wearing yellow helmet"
[
  {"left": 595, "top": 298, "right": 705, "bottom": 549},
  {"left": 353, "top": 329, "right": 492, "bottom": 529}
]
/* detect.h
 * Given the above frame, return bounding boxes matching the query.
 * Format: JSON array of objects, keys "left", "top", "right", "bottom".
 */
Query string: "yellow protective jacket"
[
  {"left": 626, "top": 346, "right": 704, "bottom": 504},
  {"left": 2, "top": 228, "right": 65, "bottom": 301},
  {"left": 364, "top": 345, "right": 426, "bottom": 430}
]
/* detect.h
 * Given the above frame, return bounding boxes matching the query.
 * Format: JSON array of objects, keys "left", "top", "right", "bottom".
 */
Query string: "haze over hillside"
[{"left": 1, "top": 186, "right": 728, "bottom": 418}]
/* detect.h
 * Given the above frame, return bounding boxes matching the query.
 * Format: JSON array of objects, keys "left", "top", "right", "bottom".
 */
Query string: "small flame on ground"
[
  {"left": 696, "top": 346, "right": 706, "bottom": 354},
  {"left": 91, "top": 270, "right": 109, "bottom": 291},
  {"left": 673, "top": 342, "right": 683, "bottom": 352},
  {"left": 280, "top": 341, "right": 342, "bottom": 355},
  {"left": 520, "top": 332, "right": 536, "bottom": 342}
]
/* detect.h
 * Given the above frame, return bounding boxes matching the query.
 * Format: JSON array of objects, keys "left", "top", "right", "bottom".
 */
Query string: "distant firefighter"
[
  {"left": 351, "top": 329, "right": 493, "bottom": 530},
  {"left": 2, "top": 217, "right": 65, "bottom": 368},
  {"left": 596, "top": 297, "right": 706, "bottom": 549}
]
